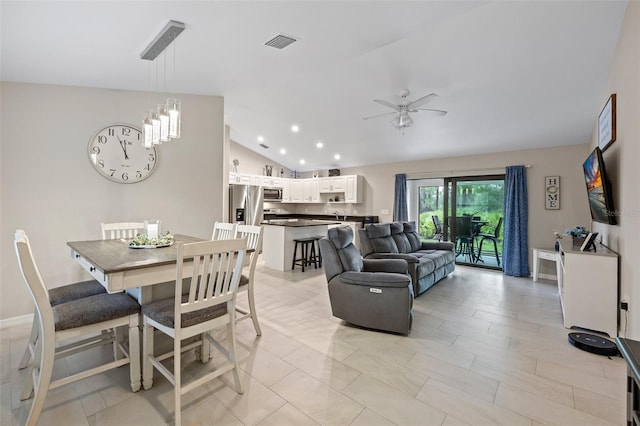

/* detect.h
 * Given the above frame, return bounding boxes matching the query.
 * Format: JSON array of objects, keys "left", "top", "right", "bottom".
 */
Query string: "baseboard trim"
[{"left": 0, "top": 313, "right": 33, "bottom": 329}]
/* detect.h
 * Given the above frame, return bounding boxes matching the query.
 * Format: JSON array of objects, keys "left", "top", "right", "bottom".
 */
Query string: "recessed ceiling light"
[
  {"left": 316, "top": 142, "right": 323, "bottom": 148},
  {"left": 279, "top": 148, "right": 286, "bottom": 155},
  {"left": 299, "top": 159, "right": 305, "bottom": 165},
  {"left": 257, "top": 136, "right": 264, "bottom": 142},
  {"left": 334, "top": 154, "right": 341, "bottom": 160},
  {"left": 291, "top": 124, "right": 299, "bottom": 133}
]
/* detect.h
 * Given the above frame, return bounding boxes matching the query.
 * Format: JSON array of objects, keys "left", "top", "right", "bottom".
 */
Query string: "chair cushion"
[
  {"left": 48, "top": 280, "right": 107, "bottom": 306},
  {"left": 366, "top": 224, "right": 399, "bottom": 254},
  {"left": 390, "top": 223, "right": 411, "bottom": 253},
  {"left": 53, "top": 293, "right": 140, "bottom": 331},
  {"left": 142, "top": 295, "right": 227, "bottom": 329},
  {"left": 238, "top": 274, "right": 249, "bottom": 287},
  {"left": 328, "top": 227, "right": 363, "bottom": 272}
]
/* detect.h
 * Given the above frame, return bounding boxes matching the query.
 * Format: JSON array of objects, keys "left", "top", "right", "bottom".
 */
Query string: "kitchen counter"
[
  {"left": 263, "top": 213, "right": 378, "bottom": 225},
  {"left": 262, "top": 219, "right": 340, "bottom": 227}
]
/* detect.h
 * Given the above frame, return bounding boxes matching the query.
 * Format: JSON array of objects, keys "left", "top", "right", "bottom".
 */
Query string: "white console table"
[
  {"left": 532, "top": 247, "right": 561, "bottom": 282},
  {"left": 558, "top": 240, "right": 619, "bottom": 337}
]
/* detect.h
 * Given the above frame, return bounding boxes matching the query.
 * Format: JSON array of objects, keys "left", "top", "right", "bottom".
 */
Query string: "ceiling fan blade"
[
  {"left": 373, "top": 99, "right": 401, "bottom": 111},
  {"left": 363, "top": 111, "right": 397, "bottom": 120},
  {"left": 407, "top": 93, "right": 438, "bottom": 109},
  {"left": 414, "top": 108, "right": 448, "bottom": 116}
]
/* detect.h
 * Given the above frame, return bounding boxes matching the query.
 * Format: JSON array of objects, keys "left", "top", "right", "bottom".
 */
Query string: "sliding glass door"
[{"left": 410, "top": 175, "right": 505, "bottom": 270}]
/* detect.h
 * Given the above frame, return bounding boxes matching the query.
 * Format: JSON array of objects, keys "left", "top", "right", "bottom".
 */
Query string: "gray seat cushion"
[
  {"left": 53, "top": 293, "right": 140, "bottom": 331},
  {"left": 142, "top": 295, "right": 227, "bottom": 329},
  {"left": 48, "top": 280, "right": 107, "bottom": 306}
]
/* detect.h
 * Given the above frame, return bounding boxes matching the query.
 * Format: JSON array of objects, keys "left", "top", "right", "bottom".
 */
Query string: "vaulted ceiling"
[{"left": 1, "top": 1, "right": 628, "bottom": 171}]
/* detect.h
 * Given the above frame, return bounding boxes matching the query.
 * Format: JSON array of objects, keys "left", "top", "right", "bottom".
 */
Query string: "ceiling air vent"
[
  {"left": 265, "top": 34, "right": 297, "bottom": 50},
  {"left": 259, "top": 143, "right": 269, "bottom": 149}
]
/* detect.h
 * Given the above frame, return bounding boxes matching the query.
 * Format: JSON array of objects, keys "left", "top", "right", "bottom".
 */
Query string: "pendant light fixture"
[{"left": 140, "top": 20, "right": 185, "bottom": 147}]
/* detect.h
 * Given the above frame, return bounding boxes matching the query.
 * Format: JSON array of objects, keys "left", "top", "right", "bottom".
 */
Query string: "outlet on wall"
[{"left": 381, "top": 209, "right": 389, "bottom": 215}]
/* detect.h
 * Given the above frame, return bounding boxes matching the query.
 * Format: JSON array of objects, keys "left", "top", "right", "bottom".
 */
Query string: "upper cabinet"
[{"left": 231, "top": 172, "right": 362, "bottom": 204}]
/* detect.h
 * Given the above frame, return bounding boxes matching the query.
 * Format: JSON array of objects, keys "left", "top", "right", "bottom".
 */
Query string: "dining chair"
[
  {"left": 18, "top": 230, "right": 107, "bottom": 370},
  {"left": 101, "top": 222, "right": 146, "bottom": 240},
  {"left": 478, "top": 217, "right": 503, "bottom": 266},
  {"left": 141, "top": 239, "right": 246, "bottom": 426},
  {"left": 454, "top": 216, "right": 475, "bottom": 262},
  {"left": 431, "top": 215, "right": 443, "bottom": 241},
  {"left": 14, "top": 230, "right": 141, "bottom": 426},
  {"left": 234, "top": 224, "right": 264, "bottom": 336},
  {"left": 211, "top": 221, "right": 237, "bottom": 240}
]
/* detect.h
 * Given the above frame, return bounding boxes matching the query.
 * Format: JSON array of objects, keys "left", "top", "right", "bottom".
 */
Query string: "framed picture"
[
  {"left": 598, "top": 94, "right": 616, "bottom": 152},
  {"left": 545, "top": 176, "right": 560, "bottom": 210}
]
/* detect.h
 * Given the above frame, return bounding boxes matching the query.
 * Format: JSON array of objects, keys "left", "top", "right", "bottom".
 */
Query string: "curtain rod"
[{"left": 406, "top": 164, "right": 531, "bottom": 180}]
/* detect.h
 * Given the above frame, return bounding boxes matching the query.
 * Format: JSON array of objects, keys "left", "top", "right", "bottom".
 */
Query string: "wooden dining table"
[{"left": 67, "top": 234, "right": 203, "bottom": 304}]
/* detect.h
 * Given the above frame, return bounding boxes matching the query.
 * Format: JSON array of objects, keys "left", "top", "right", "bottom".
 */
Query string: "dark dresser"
[{"left": 617, "top": 337, "right": 640, "bottom": 425}]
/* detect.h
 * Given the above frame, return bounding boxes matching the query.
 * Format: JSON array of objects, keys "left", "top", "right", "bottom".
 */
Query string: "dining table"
[{"left": 67, "top": 234, "right": 204, "bottom": 305}]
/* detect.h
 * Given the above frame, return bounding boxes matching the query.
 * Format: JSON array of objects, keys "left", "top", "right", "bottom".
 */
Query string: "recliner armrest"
[
  {"left": 366, "top": 253, "right": 419, "bottom": 264},
  {"left": 419, "top": 241, "right": 455, "bottom": 251},
  {"left": 363, "top": 258, "right": 408, "bottom": 274},
  {"left": 338, "top": 271, "right": 411, "bottom": 288}
]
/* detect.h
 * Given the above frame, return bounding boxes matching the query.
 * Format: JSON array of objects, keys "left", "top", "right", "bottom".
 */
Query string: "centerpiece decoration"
[
  {"left": 564, "top": 226, "right": 589, "bottom": 247},
  {"left": 129, "top": 232, "right": 175, "bottom": 249}
]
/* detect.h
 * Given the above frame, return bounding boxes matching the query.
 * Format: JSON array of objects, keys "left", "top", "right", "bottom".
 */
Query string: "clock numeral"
[
  {"left": 148, "top": 153, "right": 155, "bottom": 162},
  {"left": 122, "top": 127, "right": 131, "bottom": 136},
  {"left": 136, "top": 171, "right": 143, "bottom": 179},
  {"left": 121, "top": 172, "right": 129, "bottom": 181},
  {"left": 144, "top": 163, "right": 151, "bottom": 171},
  {"left": 98, "top": 159, "right": 104, "bottom": 168},
  {"left": 92, "top": 146, "right": 101, "bottom": 155},
  {"left": 109, "top": 169, "right": 116, "bottom": 177},
  {"left": 108, "top": 128, "right": 115, "bottom": 136},
  {"left": 97, "top": 136, "right": 108, "bottom": 144}
]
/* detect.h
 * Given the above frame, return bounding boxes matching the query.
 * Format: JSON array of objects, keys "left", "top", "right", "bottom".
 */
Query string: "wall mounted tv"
[{"left": 582, "top": 147, "right": 616, "bottom": 225}]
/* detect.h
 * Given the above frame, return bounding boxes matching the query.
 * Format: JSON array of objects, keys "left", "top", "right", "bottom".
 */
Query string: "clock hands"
[{"left": 116, "top": 135, "right": 129, "bottom": 160}]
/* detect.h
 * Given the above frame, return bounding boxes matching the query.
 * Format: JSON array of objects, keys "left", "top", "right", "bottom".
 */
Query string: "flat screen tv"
[{"left": 582, "top": 147, "right": 616, "bottom": 225}]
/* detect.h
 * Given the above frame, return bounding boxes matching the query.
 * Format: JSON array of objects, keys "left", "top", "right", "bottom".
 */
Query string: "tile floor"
[{"left": 1, "top": 263, "right": 627, "bottom": 425}]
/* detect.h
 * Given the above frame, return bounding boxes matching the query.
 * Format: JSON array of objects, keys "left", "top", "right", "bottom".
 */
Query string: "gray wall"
[{"left": 0, "top": 82, "right": 225, "bottom": 320}]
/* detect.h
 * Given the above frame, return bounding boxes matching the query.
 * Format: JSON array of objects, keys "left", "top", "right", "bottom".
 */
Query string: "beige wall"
[
  {"left": 0, "top": 82, "right": 225, "bottom": 320},
  {"left": 590, "top": 2, "right": 639, "bottom": 339},
  {"left": 230, "top": 140, "right": 292, "bottom": 178}
]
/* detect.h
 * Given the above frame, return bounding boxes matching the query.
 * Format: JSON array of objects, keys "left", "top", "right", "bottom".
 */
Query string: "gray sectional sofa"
[{"left": 359, "top": 222, "right": 455, "bottom": 296}]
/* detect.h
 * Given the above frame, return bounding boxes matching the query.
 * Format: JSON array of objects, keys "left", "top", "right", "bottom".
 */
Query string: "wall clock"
[{"left": 88, "top": 124, "right": 158, "bottom": 183}]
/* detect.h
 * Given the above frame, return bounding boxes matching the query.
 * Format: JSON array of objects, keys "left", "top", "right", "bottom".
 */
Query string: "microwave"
[{"left": 263, "top": 187, "right": 282, "bottom": 202}]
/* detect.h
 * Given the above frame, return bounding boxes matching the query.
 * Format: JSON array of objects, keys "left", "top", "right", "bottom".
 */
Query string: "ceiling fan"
[{"left": 363, "top": 90, "right": 447, "bottom": 133}]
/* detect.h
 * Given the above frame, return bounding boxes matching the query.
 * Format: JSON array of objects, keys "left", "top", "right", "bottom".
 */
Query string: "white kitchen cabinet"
[
  {"left": 344, "top": 175, "right": 363, "bottom": 203},
  {"left": 289, "top": 180, "right": 304, "bottom": 203},
  {"left": 319, "top": 176, "right": 346, "bottom": 193},
  {"left": 261, "top": 176, "right": 282, "bottom": 188},
  {"left": 558, "top": 240, "right": 619, "bottom": 337},
  {"left": 229, "top": 172, "right": 262, "bottom": 186},
  {"left": 281, "top": 179, "right": 291, "bottom": 202},
  {"left": 301, "top": 179, "right": 320, "bottom": 203}
]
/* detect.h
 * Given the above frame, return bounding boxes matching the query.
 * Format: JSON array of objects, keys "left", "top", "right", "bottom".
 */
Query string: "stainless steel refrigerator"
[{"left": 229, "top": 184, "right": 264, "bottom": 226}]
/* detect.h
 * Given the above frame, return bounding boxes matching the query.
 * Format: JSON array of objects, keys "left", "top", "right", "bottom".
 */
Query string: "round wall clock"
[{"left": 88, "top": 124, "right": 158, "bottom": 183}]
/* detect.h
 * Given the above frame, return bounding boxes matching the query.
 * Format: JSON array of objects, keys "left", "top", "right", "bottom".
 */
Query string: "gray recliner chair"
[{"left": 319, "top": 226, "right": 414, "bottom": 334}]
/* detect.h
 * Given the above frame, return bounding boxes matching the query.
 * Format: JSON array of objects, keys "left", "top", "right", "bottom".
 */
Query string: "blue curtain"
[
  {"left": 393, "top": 174, "right": 408, "bottom": 222},
  {"left": 503, "top": 165, "right": 530, "bottom": 277}
]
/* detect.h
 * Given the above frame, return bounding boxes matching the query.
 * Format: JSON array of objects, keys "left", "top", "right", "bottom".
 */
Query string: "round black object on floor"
[{"left": 568, "top": 332, "right": 618, "bottom": 356}]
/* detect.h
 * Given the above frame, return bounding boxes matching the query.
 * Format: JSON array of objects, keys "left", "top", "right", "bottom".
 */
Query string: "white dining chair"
[
  {"left": 14, "top": 230, "right": 141, "bottom": 426},
  {"left": 211, "top": 221, "right": 237, "bottom": 240},
  {"left": 234, "top": 224, "right": 264, "bottom": 336},
  {"left": 141, "top": 239, "right": 246, "bottom": 426},
  {"left": 18, "top": 230, "right": 107, "bottom": 370},
  {"left": 101, "top": 222, "right": 146, "bottom": 240}
]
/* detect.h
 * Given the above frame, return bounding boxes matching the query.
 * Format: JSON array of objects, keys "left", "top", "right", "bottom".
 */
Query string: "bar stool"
[
  {"left": 292, "top": 237, "right": 319, "bottom": 272},
  {"left": 312, "top": 236, "right": 323, "bottom": 267}
]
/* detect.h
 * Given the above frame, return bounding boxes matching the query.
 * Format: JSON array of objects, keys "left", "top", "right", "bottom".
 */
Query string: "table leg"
[{"left": 533, "top": 250, "right": 540, "bottom": 282}]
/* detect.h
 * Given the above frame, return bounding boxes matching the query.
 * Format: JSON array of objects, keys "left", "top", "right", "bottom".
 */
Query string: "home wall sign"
[
  {"left": 598, "top": 94, "right": 616, "bottom": 152},
  {"left": 545, "top": 176, "right": 560, "bottom": 210}
]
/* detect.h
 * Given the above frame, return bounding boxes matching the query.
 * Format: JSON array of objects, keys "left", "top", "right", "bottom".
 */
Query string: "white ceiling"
[{"left": 1, "top": 1, "right": 628, "bottom": 172}]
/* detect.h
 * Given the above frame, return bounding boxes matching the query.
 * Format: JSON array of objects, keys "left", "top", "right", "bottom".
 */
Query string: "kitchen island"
[{"left": 262, "top": 219, "right": 339, "bottom": 271}]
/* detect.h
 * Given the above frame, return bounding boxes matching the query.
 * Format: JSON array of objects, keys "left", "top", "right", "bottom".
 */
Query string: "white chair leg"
[
  {"left": 19, "top": 311, "right": 39, "bottom": 369},
  {"left": 25, "top": 335, "right": 54, "bottom": 426},
  {"left": 228, "top": 321, "right": 243, "bottom": 394},
  {"left": 174, "top": 337, "right": 182, "bottom": 426},
  {"left": 113, "top": 326, "right": 123, "bottom": 360},
  {"left": 142, "top": 319, "right": 154, "bottom": 390},
  {"left": 246, "top": 286, "right": 262, "bottom": 336},
  {"left": 128, "top": 315, "right": 141, "bottom": 392}
]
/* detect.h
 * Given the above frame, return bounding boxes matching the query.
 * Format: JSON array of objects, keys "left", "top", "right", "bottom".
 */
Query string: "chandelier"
[{"left": 140, "top": 20, "right": 185, "bottom": 148}]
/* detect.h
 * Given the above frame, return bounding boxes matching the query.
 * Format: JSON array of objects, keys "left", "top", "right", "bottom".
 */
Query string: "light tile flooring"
[{"left": 1, "top": 263, "right": 627, "bottom": 425}]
